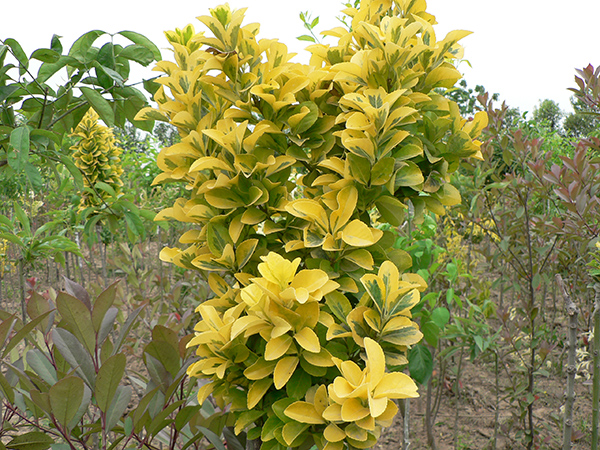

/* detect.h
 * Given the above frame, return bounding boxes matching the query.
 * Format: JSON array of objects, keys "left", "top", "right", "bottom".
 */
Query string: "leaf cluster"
[
  {"left": 139, "top": 1, "right": 486, "bottom": 449},
  {"left": 0, "top": 279, "right": 219, "bottom": 450}
]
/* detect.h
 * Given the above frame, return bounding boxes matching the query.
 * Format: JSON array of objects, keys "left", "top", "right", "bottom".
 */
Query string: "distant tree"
[
  {"left": 532, "top": 99, "right": 562, "bottom": 131},
  {"left": 564, "top": 96, "right": 600, "bottom": 138}
]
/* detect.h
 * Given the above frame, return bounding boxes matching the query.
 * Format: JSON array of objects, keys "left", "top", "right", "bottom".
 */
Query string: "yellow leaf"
[
  {"left": 258, "top": 253, "right": 301, "bottom": 289},
  {"left": 377, "top": 399, "right": 399, "bottom": 426},
  {"left": 294, "top": 327, "right": 320, "bottom": 353},
  {"left": 324, "top": 423, "right": 346, "bottom": 442},
  {"left": 425, "top": 65, "right": 461, "bottom": 89},
  {"left": 265, "top": 334, "right": 293, "bottom": 361},
  {"left": 303, "top": 348, "right": 334, "bottom": 367},
  {"left": 435, "top": 183, "right": 461, "bottom": 206},
  {"left": 368, "top": 395, "right": 388, "bottom": 418},
  {"left": 373, "top": 372, "right": 419, "bottom": 399},
  {"left": 196, "top": 381, "right": 215, "bottom": 404},
  {"left": 345, "top": 422, "right": 368, "bottom": 441},
  {"left": 208, "top": 273, "right": 229, "bottom": 297},
  {"left": 244, "top": 358, "right": 277, "bottom": 381},
  {"left": 361, "top": 274, "right": 386, "bottom": 314},
  {"left": 231, "top": 316, "right": 268, "bottom": 339},
  {"left": 290, "top": 269, "right": 329, "bottom": 293},
  {"left": 322, "top": 403, "right": 342, "bottom": 422},
  {"left": 313, "top": 385, "right": 329, "bottom": 414},
  {"left": 338, "top": 360, "right": 364, "bottom": 387},
  {"left": 273, "top": 356, "right": 299, "bottom": 389},
  {"left": 247, "top": 378, "right": 273, "bottom": 409},
  {"left": 381, "top": 316, "right": 423, "bottom": 346},
  {"left": 285, "top": 199, "right": 329, "bottom": 231},
  {"left": 282, "top": 421, "right": 309, "bottom": 446},
  {"left": 189, "top": 156, "right": 232, "bottom": 173},
  {"left": 340, "top": 397, "right": 370, "bottom": 422},
  {"left": 341, "top": 220, "right": 382, "bottom": 247},
  {"left": 284, "top": 401, "right": 325, "bottom": 424},
  {"left": 378, "top": 260, "right": 399, "bottom": 297},
  {"left": 364, "top": 338, "right": 385, "bottom": 387},
  {"left": 330, "top": 186, "right": 358, "bottom": 234}
]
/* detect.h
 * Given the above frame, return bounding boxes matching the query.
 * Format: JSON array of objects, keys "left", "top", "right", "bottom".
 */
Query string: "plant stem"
[
  {"left": 400, "top": 399, "right": 411, "bottom": 450},
  {"left": 425, "top": 375, "right": 437, "bottom": 450},
  {"left": 557, "top": 274, "right": 579, "bottom": 450},
  {"left": 592, "top": 282, "right": 600, "bottom": 450},
  {"left": 18, "top": 258, "right": 26, "bottom": 321},
  {"left": 453, "top": 348, "right": 465, "bottom": 450},
  {"left": 493, "top": 351, "right": 500, "bottom": 450}
]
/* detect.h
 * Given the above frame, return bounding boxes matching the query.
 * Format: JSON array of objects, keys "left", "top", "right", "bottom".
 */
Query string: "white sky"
[{"left": 3, "top": 0, "right": 600, "bottom": 115}]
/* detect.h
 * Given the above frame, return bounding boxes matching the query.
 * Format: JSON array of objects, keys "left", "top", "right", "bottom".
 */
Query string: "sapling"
[
  {"left": 556, "top": 274, "right": 579, "bottom": 450},
  {"left": 138, "top": 1, "right": 487, "bottom": 449}
]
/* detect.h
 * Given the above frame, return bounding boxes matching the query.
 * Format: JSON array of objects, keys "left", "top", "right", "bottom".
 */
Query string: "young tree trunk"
[
  {"left": 399, "top": 399, "right": 411, "bottom": 450},
  {"left": 592, "top": 283, "right": 600, "bottom": 450},
  {"left": 557, "top": 275, "right": 579, "bottom": 450},
  {"left": 18, "top": 258, "right": 26, "bottom": 321},
  {"left": 425, "top": 375, "right": 437, "bottom": 450}
]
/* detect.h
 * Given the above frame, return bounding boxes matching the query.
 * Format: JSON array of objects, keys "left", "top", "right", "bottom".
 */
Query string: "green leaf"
[
  {"left": 408, "top": 344, "right": 433, "bottom": 385},
  {"left": 92, "top": 280, "right": 119, "bottom": 332},
  {"left": 375, "top": 195, "right": 406, "bottom": 227},
  {"left": 68, "top": 30, "right": 105, "bottom": 62},
  {"left": 2, "top": 311, "right": 52, "bottom": 358},
  {"left": 95, "top": 353, "right": 126, "bottom": 413},
  {"left": 430, "top": 307, "right": 450, "bottom": 329},
  {"left": 80, "top": 87, "right": 114, "bottom": 126},
  {"left": 0, "top": 84, "right": 20, "bottom": 103},
  {"left": 37, "top": 56, "right": 79, "bottom": 83},
  {"left": 112, "top": 306, "right": 144, "bottom": 354},
  {"left": 0, "top": 370, "right": 15, "bottom": 403},
  {"left": 4, "top": 38, "right": 28, "bottom": 75},
  {"left": 95, "top": 181, "right": 117, "bottom": 198},
  {"left": 297, "top": 35, "right": 316, "bottom": 43},
  {"left": 105, "top": 385, "right": 132, "bottom": 431},
  {"left": 51, "top": 328, "right": 96, "bottom": 388},
  {"left": 31, "top": 49, "right": 60, "bottom": 63},
  {"left": 50, "top": 34, "right": 63, "bottom": 54},
  {"left": 371, "top": 157, "right": 395, "bottom": 185},
  {"left": 285, "top": 369, "right": 312, "bottom": 400},
  {"left": 206, "top": 222, "right": 232, "bottom": 257},
  {"left": 235, "top": 238, "right": 258, "bottom": 269},
  {"left": 145, "top": 339, "right": 180, "bottom": 377},
  {"left": 8, "top": 126, "right": 30, "bottom": 172},
  {"left": 118, "top": 45, "right": 155, "bottom": 66},
  {"left": 7, "top": 432, "right": 53, "bottom": 450},
  {"left": 24, "top": 163, "right": 43, "bottom": 190},
  {"left": 394, "top": 161, "right": 424, "bottom": 187},
  {"left": 174, "top": 405, "right": 201, "bottom": 431},
  {"left": 56, "top": 292, "right": 95, "bottom": 354},
  {"left": 59, "top": 155, "right": 83, "bottom": 188},
  {"left": 49, "top": 376, "right": 84, "bottom": 427},
  {"left": 118, "top": 31, "right": 161, "bottom": 61},
  {"left": 26, "top": 349, "right": 58, "bottom": 385},
  {"left": 13, "top": 201, "right": 30, "bottom": 235},
  {"left": 347, "top": 153, "right": 371, "bottom": 185}
]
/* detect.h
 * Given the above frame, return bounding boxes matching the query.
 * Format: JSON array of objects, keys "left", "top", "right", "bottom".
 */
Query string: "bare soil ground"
[{"left": 375, "top": 357, "right": 593, "bottom": 450}]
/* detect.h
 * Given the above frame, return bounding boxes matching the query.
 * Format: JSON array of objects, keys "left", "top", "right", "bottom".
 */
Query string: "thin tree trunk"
[
  {"left": 592, "top": 283, "right": 600, "bottom": 450},
  {"left": 18, "top": 258, "right": 26, "bottom": 321},
  {"left": 557, "top": 275, "right": 579, "bottom": 450},
  {"left": 400, "top": 399, "right": 411, "bottom": 450},
  {"left": 453, "top": 348, "right": 465, "bottom": 450},
  {"left": 493, "top": 351, "right": 500, "bottom": 450},
  {"left": 426, "top": 375, "right": 437, "bottom": 450}
]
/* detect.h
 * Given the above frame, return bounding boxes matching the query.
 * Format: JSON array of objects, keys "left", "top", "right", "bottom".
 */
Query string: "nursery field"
[{"left": 2, "top": 1, "right": 600, "bottom": 450}]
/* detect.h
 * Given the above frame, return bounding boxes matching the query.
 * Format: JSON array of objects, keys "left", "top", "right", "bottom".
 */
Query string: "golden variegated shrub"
[
  {"left": 137, "top": 1, "right": 486, "bottom": 448},
  {"left": 71, "top": 109, "right": 123, "bottom": 209}
]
